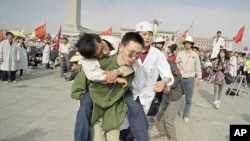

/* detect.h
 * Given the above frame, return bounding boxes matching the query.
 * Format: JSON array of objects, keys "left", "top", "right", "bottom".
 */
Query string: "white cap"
[
  {"left": 135, "top": 21, "right": 153, "bottom": 32},
  {"left": 155, "top": 37, "right": 165, "bottom": 43}
]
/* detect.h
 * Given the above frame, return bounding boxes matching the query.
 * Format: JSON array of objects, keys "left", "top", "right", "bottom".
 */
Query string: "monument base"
[{"left": 62, "top": 24, "right": 85, "bottom": 46}]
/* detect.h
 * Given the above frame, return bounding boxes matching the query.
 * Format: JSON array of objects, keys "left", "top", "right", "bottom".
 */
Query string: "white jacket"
[
  {"left": 211, "top": 37, "right": 224, "bottom": 59},
  {"left": 0, "top": 39, "right": 20, "bottom": 71},
  {"left": 230, "top": 55, "right": 237, "bottom": 77},
  {"left": 132, "top": 46, "right": 174, "bottom": 114},
  {"left": 42, "top": 44, "right": 50, "bottom": 63},
  {"left": 17, "top": 44, "right": 28, "bottom": 69}
]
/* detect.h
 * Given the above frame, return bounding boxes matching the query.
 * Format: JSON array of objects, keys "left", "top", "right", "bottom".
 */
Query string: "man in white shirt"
[
  {"left": 132, "top": 21, "right": 174, "bottom": 115},
  {"left": 211, "top": 31, "right": 225, "bottom": 59},
  {"left": 229, "top": 51, "right": 238, "bottom": 78},
  {"left": 59, "top": 37, "right": 71, "bottom": 77}
]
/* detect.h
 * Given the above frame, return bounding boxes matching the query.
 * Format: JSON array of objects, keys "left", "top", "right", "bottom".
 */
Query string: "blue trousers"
[
  {"left": 74, "top": 92, "right": 149, "bottom": 141},
  {"left": 182, "top": 78, "right": 195, "bottom": 118}
]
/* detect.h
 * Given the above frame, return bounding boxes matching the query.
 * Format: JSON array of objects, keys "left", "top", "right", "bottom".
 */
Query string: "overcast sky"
[{"left": 0, "top": 0, "right": 250, "bottom": 49}]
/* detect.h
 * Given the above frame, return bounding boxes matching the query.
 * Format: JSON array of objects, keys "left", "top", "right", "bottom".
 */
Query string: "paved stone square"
[{"left": 0, "top": 69, "right": 249, "bottom": 141}]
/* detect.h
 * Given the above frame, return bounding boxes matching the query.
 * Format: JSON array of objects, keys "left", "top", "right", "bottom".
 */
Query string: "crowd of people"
[
  {"left": 0, "top": 31, "right": 80, "bottom": 83},
  {"left": 1, "top": 21, "right": 250, "bottom": 141},
  {"left": 69, "top": 21, "right": 243, "bottom": 141}
]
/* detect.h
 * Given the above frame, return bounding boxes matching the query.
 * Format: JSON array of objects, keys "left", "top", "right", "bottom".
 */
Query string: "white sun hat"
[
  {"left": 135, "top": 21, "right": 153, "bottom": 32},
  {"left": 182, "top": 36, "right": 194, "bottom": 44},
  {"left": 101, "top": 35, "right": 121, "bottom": 55}
]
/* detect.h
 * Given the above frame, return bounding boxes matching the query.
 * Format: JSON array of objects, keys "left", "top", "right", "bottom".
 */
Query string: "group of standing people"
[
  {"left": 0, "top": 32, "right": 28, "bottom": 83},
  {"left": 70, "top": 21, "right": 204, "bottom": 141}
]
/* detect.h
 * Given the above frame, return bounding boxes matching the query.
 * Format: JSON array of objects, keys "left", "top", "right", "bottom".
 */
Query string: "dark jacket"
[
  {"left": 155, "top": 59, "right": 185, "bottom": 121},
  {"left": 167, "top": 59, "right": 185, "bottom": 102}
]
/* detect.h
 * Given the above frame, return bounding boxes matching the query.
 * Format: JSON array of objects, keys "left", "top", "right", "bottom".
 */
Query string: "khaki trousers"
[{"left": 92, "top": 118, "right": 119, "bottom": 141}]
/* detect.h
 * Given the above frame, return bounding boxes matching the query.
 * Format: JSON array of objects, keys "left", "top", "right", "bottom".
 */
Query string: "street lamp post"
[{"left": 151, "top": 19, "right": 161, "bottom": 41}]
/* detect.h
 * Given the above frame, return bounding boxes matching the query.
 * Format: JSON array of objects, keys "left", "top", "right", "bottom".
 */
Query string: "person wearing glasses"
[{"left": 72, "top": 32, "right": 150, "bottom": 141}]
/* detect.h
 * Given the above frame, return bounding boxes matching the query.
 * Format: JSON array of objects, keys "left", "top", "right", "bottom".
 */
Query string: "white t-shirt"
[{"left": 59, "top": 43, "right": 71, "bottom": 54}]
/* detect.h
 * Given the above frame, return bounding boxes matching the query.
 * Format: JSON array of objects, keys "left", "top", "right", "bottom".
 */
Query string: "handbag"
[{"left": 224, "top": 73, "right": 233, "bottom": 84}]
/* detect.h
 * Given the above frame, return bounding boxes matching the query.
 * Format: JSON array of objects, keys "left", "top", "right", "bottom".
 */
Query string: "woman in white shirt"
[{"left": 17, "top": 37, "right": 28, "bottom": 78}]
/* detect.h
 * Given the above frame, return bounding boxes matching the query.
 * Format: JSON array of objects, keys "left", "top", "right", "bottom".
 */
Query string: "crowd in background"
[{"left": 1, "top": 24, "right": 250, "bottom": 141}]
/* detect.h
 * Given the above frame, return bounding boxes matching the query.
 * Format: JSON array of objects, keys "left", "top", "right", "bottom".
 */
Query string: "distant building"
[{"left": 82, "top": 27, "right": 233, "bottom": 53}]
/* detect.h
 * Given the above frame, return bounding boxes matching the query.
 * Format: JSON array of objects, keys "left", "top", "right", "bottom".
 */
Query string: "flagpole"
[{"left": 191, "top": 21, "right": 193, "bottom": 36}]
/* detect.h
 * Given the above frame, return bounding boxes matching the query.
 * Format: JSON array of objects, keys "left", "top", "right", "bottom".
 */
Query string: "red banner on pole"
[
  {"left": 100, "top": 27, "right": 112, "bottom": 36},
  {"left": 233, "top": 26, "right": 245, "bottom": 44},
  {"left": 35, "top": 23, "right": 46, "bottom": 40},
  {"left": 55, "top": 25, "right": 61, "bottom": 51}
]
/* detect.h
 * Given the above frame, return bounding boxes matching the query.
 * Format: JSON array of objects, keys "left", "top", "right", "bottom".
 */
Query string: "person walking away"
[
  {"left": 59, "top": 37, "right": 71, "bottom": 76},
  {"left": 176, "top": 36, "right": 202, "bottom": 122},
  {"left": 211, "top": 49, "right": 231, "bottom": 109},
  {"left": 0, "top": 32, "right": 20, "bottom": 83}
]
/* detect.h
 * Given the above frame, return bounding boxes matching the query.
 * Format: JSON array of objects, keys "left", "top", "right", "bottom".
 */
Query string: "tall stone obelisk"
[{"left": 63, "top": 0, "right": 84, "bottom": 40}]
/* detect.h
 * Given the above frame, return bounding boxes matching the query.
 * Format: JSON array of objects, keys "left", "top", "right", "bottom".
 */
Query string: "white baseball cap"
[{"left": 135, "top": 21, "right": 153, "bottom": 32}]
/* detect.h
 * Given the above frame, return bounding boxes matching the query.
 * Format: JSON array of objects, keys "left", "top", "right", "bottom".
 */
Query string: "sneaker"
[
  {"left": 215, "top": 101, "right": 220, "bottom": 109},
  {"left": 151, "top": 134, "right": 166, "bottom": 139},
  {"left": 213, "top": 100, "right": 218, "bottom": 105},
  {"left": 184, "top": 117, "right": 189, "bottom": 122},
  {"left": 20, "top": 76, "right": 24, "bottom": 79},
  {"left": 12, "top": 80, "right": 17, "bottom": 83},
  {"left": 2, "top": 81, "right": 8, "bottom": 83}
]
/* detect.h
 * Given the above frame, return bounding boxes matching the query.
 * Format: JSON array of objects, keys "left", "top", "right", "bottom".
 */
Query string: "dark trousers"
[
  {"left": 45, "top": 62, "right": 50, "bottom": 69},
  {"left": 20, "top": 69, "right": 23, "bottom": 76},
  {"left": 74, "top": 92, "right": 149, "bottom": 141},
  {"left": 60, "top": 53, "right": 70, "bottom": 75},
  {"left": 1, "top": 71, "right": 16, "bottom": 82}
]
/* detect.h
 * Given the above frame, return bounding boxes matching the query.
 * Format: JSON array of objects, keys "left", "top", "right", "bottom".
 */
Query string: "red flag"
[
  {"left": 0, "top": 30, "right": 4, "bottom": 40},
  {"left": 55, "top": 25, "right": 61, "bottom": 51},
  {"left": 243, "top": 47, "right": 248, "bottom": 51},
  {"left": 182, "top": 23, "right": 193, "bottom": 39},
  {"left": 35, "top": 23, "right": 46, "bottom": 40},
  {"left": 182, "top": 30, "right": 188, "bottom": 39},
  {"left": 100, "top": 27, "right": 112, "bottom": 36},
  {"left": 233, "top": 26, "right": 245, "bottom": 44}
]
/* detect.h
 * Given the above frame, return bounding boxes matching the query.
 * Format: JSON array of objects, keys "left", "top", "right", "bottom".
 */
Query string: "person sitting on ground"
[
  {"left": 202, "top": 66, "right": 212, "bottom": 81},
  {"left": 28, "top": 53, "right": 38, "bottom": 69},
  {"left": 65, "top": 52, "right": 82, "bottom": 82}
]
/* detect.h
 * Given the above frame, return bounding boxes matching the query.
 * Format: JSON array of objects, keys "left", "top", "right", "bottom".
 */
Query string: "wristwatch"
[
  {"left": 116, "top": 69, "right": 121, "bottom": 76},
  {"left": 164, "top": 81, "right": 169, "bottom": 87}
]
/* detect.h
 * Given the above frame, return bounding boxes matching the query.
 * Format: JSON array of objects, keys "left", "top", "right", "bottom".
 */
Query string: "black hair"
[
  {"left": 62, "top": 37, "right": 68, "bottom": 41},
  {"left": 121, "top": 32, "right": 144, "bottom": 47},
  {"left": 6, "top": 32, "right": 14, "bottom": 36},
  {"left": 217, "top": 49, "right": 230, "bottom": 60},
  {"left": 76, "top": 33, "right": 102, "bottom": 59},
  {"left": 217, "top": 31, "right": 222, "bottom": 34},
  {"left": 103, "top": 39, "right": 114, "bottom": 51},
  {"left": 192, "top": 46, "right": 199, "bottom": 51}
]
